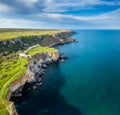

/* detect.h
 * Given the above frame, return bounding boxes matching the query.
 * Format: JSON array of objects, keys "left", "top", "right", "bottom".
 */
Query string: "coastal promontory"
[{"left": 0, "top": 29, "right": 74, "bottom": 115}]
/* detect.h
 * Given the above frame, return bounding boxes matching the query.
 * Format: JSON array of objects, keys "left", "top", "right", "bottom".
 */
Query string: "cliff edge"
[{"left": 0, "top": 30, "right": 75, "bottom": 115}]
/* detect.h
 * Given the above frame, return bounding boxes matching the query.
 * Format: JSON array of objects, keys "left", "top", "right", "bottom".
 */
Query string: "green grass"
[
  {"left": 0, "top": 30, "right": 67, "bottom": 41},
  {"left": 27, "top": 46, "right": 58, "bottom": 56},
  {"left": 0, "top": 29, "right": 63, "bottom": 114},
  {"left": 0, "top": 45, "right": 58, "bottom": 114},
  {"left": 0, "top": 29, "right": 71, "bottom": 54},
  {"left": 0, "top": 53, "right": 28, "bottom": 114}
]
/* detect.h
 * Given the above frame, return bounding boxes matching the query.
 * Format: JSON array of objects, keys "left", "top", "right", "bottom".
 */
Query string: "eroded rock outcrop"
[
  {"left": 0, "top": 31, "right": 75, "bottom": 54},
  {"left": 4, "top": 30, "right": 75, "bottom": 115},
  {"left": 9, "top": 51, "right": 59, "bottom": 96}
]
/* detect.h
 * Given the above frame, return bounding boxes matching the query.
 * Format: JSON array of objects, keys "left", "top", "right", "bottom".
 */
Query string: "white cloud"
[
  {"left": 36, "top": 8, "right": 120, "bottom": 29},
  {"left": 0, "top": 1, "right": 120, "bottom": 29},
  {"left": 0, "top": 17, "right": 50, "bottom": 28},
  {"left": 36, "top": 11, "right": 110, "bottom": 21},
  {"left": 0, "top": 3, "right": 13, "bottom": 12},
  {"left": 43, "top": 0, "right": 120, "bottom": 13},
  {"left": 17, "top": 0, "right": 38, "bottom": 7},
  {"left": 0, "top": 0, "right": 119, "bottom": 14}
]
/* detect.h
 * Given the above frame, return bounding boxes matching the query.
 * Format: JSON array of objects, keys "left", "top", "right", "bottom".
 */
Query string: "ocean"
[{"left": 13, "top": 30, "right": 120, "bottom": 115}]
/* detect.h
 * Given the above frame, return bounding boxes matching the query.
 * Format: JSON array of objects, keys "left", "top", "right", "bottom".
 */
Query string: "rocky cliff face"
[
  {"left": 9, "top": 51, "right": 59, "bottom": 96},
  {"left": 0, "top": 31, "right": 75, "bottom": 54},
  {"left": 7, "top": 31, "right": 75, "bottom": 97},
  {"left": 40, "top": 31, "right": 75, "bottom": 46},
  {"left": 4, "top": 30, "right": 74, "bottom": 115}
]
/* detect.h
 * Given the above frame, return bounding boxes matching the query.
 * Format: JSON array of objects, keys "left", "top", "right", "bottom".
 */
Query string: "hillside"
[{"left": 0, "top": 29, "right": 74, "bottom": 115}]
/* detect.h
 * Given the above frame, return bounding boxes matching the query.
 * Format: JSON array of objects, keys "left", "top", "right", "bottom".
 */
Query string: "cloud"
[
  {"left": 0, "top": 0, "right": 120, "bottom": 14},
  {"left": 35, "top": 8, "right": 120, "bottom": 29},
  {"left": 17, "top": 0, "right": 39, "bottom": 7},
  {"left": 43, "top": 0, "right": 120, "bottom": 13},
  {"left": 0, "top": 0, "right": 44, "bottom": 14},
  {"left": 0, "top": 0, "right": 120, "bottom": 29},
  {"left": 0, "top": 3, "right": 13, "bottom": 12},
  {"left": 0, "top": 17, "right": 51, "bottom": 28},
  {"left": 36, "top": 8, "right": 120, "bottom": 21},
  {"left": 1, "top": 8, "right": 120, "bottom": 29}
]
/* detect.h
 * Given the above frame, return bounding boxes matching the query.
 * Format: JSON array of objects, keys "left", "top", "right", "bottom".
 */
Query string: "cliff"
[
  {"left": 0, "top": 30, "right": 75, "bottom": 115},
  {"left": 0, "top": 30, "right": 75, "bottom": 54},
  {"left": 9, "top": 51, "right": 59, "bottom": 95}
]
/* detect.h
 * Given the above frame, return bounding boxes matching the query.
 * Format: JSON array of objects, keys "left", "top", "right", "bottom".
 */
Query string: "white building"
[{"left": 19, "top": 53, "right": 30, "bottom": 58}]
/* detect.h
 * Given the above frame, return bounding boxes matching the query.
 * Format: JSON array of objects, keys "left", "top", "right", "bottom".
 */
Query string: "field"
[
  {"left": 0, "top": 29, "right": 64, "bottom": 114},
  {"left": 0, "top": 45, "right": 58, "bottom": 114},
  {"left": 27, "top": 46, "right": 57, "bottom": 56},
  {"left": 0, "top": 53, "right": 28, "bottom": 114},
  {"left": 0, "top": 29, "right": 67, "bottom": 41}
]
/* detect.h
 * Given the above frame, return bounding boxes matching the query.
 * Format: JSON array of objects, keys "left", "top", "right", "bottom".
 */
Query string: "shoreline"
[
  {"left": 9, "top": 38, "right": 75, "bottom": 99},
  {"left": 9, "top": 41, "right": 75, "bottom": 115},
  {"left": 0, "top": 30, "right": 76, "bottom": 115}
]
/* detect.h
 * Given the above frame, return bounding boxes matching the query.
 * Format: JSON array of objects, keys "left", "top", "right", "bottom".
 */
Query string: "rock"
[
  {"left": 36, "top": 82, "right": 42, "bottom": 86},
  {"left": 5, "top": 30, "right": 75, "bottom": 115},
  {"left": 33, "top": 86, "right": 37, "bottom": 89},
  {"left": 13, "top": 91, "right": 22, "bottom": 97},
  {"left": 59, "top": 53, "right": 69, "bottom": 61},
  {"left": 60, "top": 59, "right": 65, "bottom": 62},
  {"left": 28, "top": 88, "right": 30, "bottom": 90},
  {"left": 17, "top": 93, "right": 22, "bottom": 97},
  {"left": 37, "top": 77, "right": 42, "bottom": 82},
  {"left": 9, "top": 51, "right": 60, "bottom": 94},
  {"left": 73, "top": 39, "right": 78, "bottom": 42},
  {"left": 42, "top": 64, "right": 48, "bottom": 68}
]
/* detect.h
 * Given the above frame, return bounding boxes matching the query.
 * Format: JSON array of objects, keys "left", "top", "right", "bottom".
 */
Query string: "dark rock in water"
[
  {"left": 17, "top": 93, "right": 22, "bottom": 97},
  {"left": 33, "top": 86, "right": 37, "bottom": 89},
  {"left": 59, "top": 53, "right": 69, "bottom": 61},
  {"left": 63, "top": 56, "right": 69, "bottom": 59},
  {"left": 36, "top": 82, "right": 42, "bottom": 86},
  {"left": 42, "top": 64, "right": 48, "bottom": 68},
  {"left": 38, "top": 65, "right": 41, "bottom": 68},
  {"left": 40, "top": 71, "right": 45, "bottom": 75},
  {"left": 28, "top": 88, "right": 30, "bottom": 90},
  {"left": 74, "top": 39, "right": 78, "bottom": 42},
  {"left": 60, "top": 59, "right": 65, "bottom": 62},
  {"left": 13, "top": 90, "right": 22, "bottom": 97},
  {"left": 37, "top": 77, "right": 42, "bottom": 82}
]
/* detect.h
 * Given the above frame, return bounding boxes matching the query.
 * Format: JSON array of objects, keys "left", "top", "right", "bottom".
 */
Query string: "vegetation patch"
[
  {"left": 0, "top": 29, "right": 70, "bottom": 114},
  {"left": 0, "top": 29, "right": 69, "bottom": 54},
  {"left": 0, "top": 45, "right": 57, "bottom": 114},
  {"left": 0, "top": 30, "right": 67, "bottom": 41},
  {"left": 27, "top": 46, "right": 57, "bottom": 56},
  {"left": 0, "top": 53, "right": 28, "bottom": 114}
]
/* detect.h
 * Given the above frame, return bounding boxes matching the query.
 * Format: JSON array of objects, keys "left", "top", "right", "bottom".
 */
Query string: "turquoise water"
[{"left": 13, "top": 30, "right": 120, "bottom": 115}]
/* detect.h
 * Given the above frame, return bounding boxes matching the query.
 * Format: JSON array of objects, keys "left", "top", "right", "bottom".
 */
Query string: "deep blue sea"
[{"left": 13, "top": 30, "right": 120, "bottom": 115}]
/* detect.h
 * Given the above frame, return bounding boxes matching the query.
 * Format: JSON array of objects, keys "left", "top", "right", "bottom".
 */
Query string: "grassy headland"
[
  {"left": 0, "top": 29, "right": 72, "bottom": 115},
  {"left": 0, "top": 29, "right": 71, "bottom": 54},
  {"left": 0, "top": 46, "right": 58, "bottom": 115},
  {"left": 27, "top": 46, "right": 57, "bottom": 56},
  {"left": 0, "top": 53, "right": 28, "bottom": 115},
  {"left": 0, "top": 29, "right": 67, "bottom": 41}
]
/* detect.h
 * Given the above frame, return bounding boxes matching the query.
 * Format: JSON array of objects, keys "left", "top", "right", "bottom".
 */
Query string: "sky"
[{"left": 0, "top": 0, "right": 120, "bottom": 29}]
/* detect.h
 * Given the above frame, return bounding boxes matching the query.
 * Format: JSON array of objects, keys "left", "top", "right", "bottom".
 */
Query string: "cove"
[{"left": 12, "top": 30, "right": 120, "bottom": 115}]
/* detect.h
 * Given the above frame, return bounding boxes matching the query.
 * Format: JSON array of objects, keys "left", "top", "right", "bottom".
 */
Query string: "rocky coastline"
[
  {"left": 8, "top": 51, "right": 60, "bottom": 99},
  {"left": 2, "top": 30, "right": 75, "bottom": 115},
  {"left": 0, "top": 30, "right": 75, "bottom": 55}
]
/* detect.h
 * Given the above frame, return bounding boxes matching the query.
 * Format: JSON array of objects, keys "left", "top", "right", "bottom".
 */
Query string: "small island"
[{"left": 0, "top": 29, "right": 75, "bottom": 115}]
